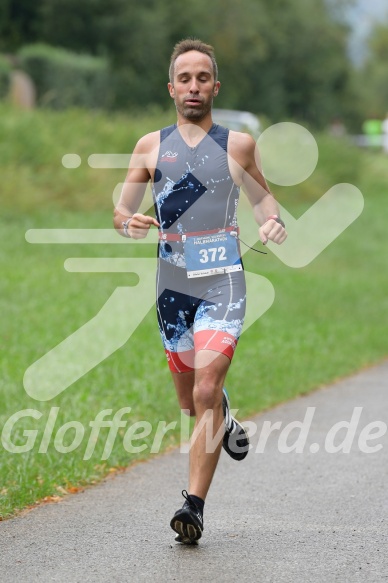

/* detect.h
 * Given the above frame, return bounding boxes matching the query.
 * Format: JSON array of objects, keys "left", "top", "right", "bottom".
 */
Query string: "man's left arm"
[{"left": 232, "top": 133, "right": 287, "bottom": 246}]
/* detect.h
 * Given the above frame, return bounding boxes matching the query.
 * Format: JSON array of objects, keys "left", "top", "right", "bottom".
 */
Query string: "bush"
[
  {"left": 0, "top": 55, "right": 11, "bottom": 99},
  {"left": 18, "top": 44, "right": 114, "bottom": 109}
]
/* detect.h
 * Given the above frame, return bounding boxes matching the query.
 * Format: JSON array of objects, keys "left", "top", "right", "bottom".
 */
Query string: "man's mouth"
[{"left": 184, "top": 98, "right": 202, "bottom": 106}]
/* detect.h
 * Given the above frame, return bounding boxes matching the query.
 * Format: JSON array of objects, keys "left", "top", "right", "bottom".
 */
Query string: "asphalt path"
[{"left": 1, "top": 362, "right": 388, "bottom": 582}]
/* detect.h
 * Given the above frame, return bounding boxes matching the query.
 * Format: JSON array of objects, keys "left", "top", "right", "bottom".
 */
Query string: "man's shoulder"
[
  {"left": 228, "top": 129, "right": 256, "bottom": 146},
  {"left": 135, "top": 130, "right": 161, "bottom": 153},
  {"left": 227, "top": 130, "right": 256, "bottom": 158}
]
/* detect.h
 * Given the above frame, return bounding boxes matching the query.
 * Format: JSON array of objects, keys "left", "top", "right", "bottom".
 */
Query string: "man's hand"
[
  {"left": 259, "top": 218, "right": 287, "bottom": 246},
  {"left": 126, "top": 213, "right": 160, "bottom": 239}
]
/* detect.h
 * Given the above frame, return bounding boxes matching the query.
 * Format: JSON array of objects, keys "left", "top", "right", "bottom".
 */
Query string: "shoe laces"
[{"left": 182, "top": 490, "right": 202, "bottom": 515}]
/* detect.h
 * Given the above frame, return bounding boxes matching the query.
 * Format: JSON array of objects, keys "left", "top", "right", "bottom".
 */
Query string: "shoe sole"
[
  {"left": 170, "top": 509, "right": 202, "bottom": 542},
  {"left": 174, "top": 532, "right": 199, "bottom": 545}
]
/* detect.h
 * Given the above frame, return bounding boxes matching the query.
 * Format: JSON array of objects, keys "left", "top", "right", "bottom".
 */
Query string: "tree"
[
  {"left": 1, "top": 0, "right": 359, "bottom": 125},
  {"left": 0, "top": 0, "right": 42, "bottom": 52},
  {"left": 355, "top": 23, "right": 388, "bottom": 121}
]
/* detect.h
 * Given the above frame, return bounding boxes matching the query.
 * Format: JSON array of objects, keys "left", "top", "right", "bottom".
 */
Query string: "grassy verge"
[{"left": 1, "top": 105, "right": 387, "bottom": 519}]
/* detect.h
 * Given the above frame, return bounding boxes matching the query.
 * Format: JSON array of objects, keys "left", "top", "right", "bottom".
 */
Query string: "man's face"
[{"left": 168, "top": 50, "right": 220, "bottom": 121}]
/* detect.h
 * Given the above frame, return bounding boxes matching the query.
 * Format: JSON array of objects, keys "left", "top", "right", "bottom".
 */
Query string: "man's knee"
[{"left": 193, "top": 380, "right": 223, "bottom": 412}]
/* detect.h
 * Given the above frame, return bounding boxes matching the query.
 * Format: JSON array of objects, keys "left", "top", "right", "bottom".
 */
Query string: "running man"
[{"left": 114, "top": 38, "right": 287, "bottom": 544}]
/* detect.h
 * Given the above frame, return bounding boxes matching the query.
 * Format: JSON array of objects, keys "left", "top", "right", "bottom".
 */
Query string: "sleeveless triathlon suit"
[{"left": 153, "top": 123, "right": 246, "bottom": 373}]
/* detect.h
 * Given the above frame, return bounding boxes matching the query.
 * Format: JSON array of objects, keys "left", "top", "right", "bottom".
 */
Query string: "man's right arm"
[{"left": 113, "top": 132, "right": 160, "bottom": 239}]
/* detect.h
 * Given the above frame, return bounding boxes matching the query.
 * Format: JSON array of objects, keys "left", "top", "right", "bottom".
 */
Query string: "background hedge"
[
  {"left": 18, "top": 43, "right": 114, "bottom": 109},
  {"left": 0, "top": 55, "right": 11, "bottom": 99}
]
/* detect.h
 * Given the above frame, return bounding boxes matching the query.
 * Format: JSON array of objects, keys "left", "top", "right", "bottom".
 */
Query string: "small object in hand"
[
  {"left": 266, "top": 214, "right": 285, "bottom": 228},
  {"left": 122, "top": 217, "right": 133, "bottom": 237}
]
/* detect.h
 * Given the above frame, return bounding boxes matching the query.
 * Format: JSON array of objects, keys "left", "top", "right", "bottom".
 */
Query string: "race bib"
[{"left": 184, "top": 231, "right": 242, "bottom": 278}]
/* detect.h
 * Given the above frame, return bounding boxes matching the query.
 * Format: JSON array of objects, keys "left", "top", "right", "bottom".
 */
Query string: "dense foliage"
[{"left": 0, "top": 0, "right": 387, "bottom": 128}]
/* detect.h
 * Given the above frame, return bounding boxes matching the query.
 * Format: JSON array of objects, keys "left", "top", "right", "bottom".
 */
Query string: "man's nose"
[{"left": 189, "top": 79, "right": 199, "bottom": 93}]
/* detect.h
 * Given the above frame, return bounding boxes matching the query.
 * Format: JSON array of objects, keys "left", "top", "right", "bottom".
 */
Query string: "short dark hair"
[{"left": 169, "top": 38, "right": 218, "bottom": 84}]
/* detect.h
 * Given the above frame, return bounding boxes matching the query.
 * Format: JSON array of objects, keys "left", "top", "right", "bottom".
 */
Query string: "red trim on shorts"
[
  {"left": 165, "top": 331, "right": 239, "bottom": 373},
  {"left": 195, "top": 329, "right": 238, "bottom": 361},
  {"left": 165, "top": 349, "right": 195, "bottom": 373}
]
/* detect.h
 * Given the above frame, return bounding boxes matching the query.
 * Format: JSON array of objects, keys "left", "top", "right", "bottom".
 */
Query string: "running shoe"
[
  {"left": 222, "top": 388, "right": 250, "bottom": 461},
  {"left": 170, "top": 490, "right": 203, "bottom": 543}
]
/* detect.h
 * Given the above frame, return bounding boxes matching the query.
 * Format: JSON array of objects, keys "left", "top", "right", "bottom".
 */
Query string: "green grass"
[{"left": 1, "top": 105, "right": 387, "bottom": 519}]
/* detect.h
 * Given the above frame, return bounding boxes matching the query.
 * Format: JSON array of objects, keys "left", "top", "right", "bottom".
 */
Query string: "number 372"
[{"left": 199, "top": 247, "right": 227, "bottom": 263}]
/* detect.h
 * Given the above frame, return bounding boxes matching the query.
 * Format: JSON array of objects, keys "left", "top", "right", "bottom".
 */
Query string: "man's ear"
[
  {"left": 168, "top": 82, "right": 175, "bottom": 98},
  {"left": 213, "top": 81, "right": 221, "bottom": 97}
]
